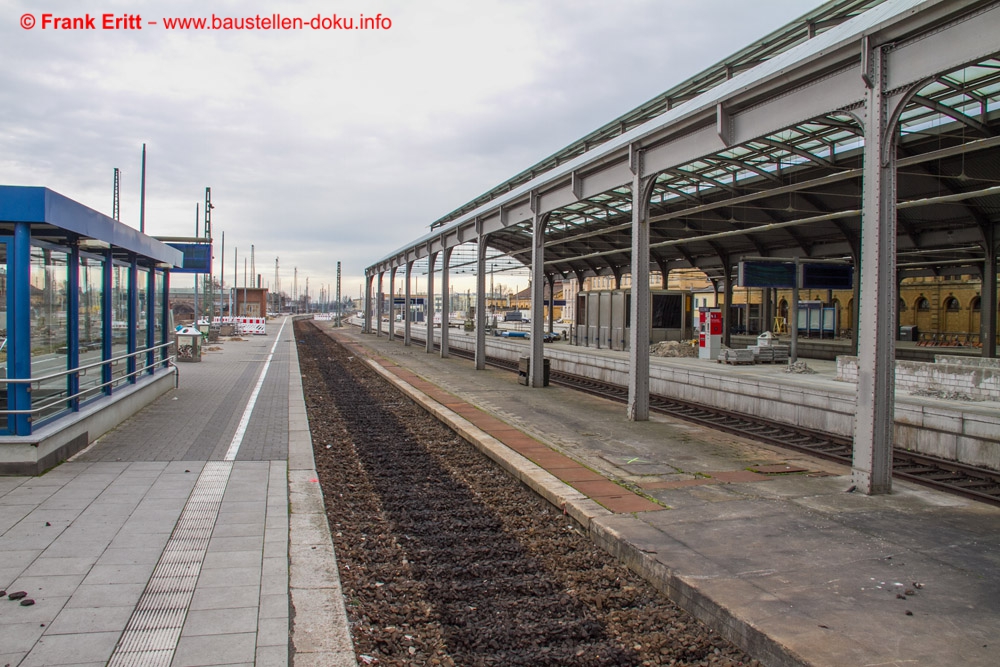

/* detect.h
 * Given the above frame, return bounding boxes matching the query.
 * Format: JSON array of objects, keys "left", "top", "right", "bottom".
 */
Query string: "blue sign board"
[{"left": 166, "top": 243, "right": 212, "bottom": 274}]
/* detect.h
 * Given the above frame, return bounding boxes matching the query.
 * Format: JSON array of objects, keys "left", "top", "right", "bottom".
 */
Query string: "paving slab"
[{"left": 0, "top": 317, "right": 354, "bottom": 667}]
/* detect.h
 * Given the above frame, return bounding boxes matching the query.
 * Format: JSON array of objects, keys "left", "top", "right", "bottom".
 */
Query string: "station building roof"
[{"left": 370, "top": 0, "right": 1000, "bottom": 285}]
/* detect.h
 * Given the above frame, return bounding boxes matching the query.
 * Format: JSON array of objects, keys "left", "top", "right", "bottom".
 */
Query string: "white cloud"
[{"left": 1, "top": 0, "right": 825, "bottom": 296}]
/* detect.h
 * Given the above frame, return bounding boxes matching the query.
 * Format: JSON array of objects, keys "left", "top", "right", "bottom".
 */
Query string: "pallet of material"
[
  {"left": 749, "top": 345, "right": 774, "bottom": 363},
  {"left": 718, "top": 349, "right": 755, "bottom": 365},
  {"left": 771, "top": 345, "right": 789, "bottom": 363}
]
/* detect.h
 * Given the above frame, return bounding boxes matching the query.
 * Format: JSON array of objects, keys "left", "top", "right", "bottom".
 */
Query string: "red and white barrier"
[
  {"left": 236, "top": 317, "right": 266, "bottom": 335},
  {"left": 212, "top": 316, "right": 266, "bottom": 335}
]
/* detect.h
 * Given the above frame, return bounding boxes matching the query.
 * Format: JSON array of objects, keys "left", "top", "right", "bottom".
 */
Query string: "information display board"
[
  {"left": 166, "top": 243, "right": 212, "bottom": 274},
  {"left": 738, "top": 259, "right": 853, "bottom": 290},
  {"left": 800, "top": 263, "right": 853, "bottom": 290},
  {"left": 738, "top": 260, "right": 796, "bottom": 288}
]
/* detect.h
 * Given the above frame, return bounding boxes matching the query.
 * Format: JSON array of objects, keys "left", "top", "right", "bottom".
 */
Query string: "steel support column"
[
  {"left": 529, "top": 204, "right": 546, "bottom": 388},
  {"left": 656, "top": 260, "right": 669, "bottom": 288},
  {"left": 851, "top": 250, "right": 861, "bottom": 354},
  {"left": 426, "top": 252, "right": 437, "bottom": 354},
  {"left": 895, "top": 270, "right": 903, "bottom": 343},
  {"left": 853, "top": 44, "right": 898, "bottom": 495},
  {"left": 762, "top": 288, "right": 772, "bottom": 337},
  {"left": 982, "top": 228, "right": 997, "bottom": 358},
  {"left": 441, "top": 247, "right": 452, "bottom": 359},
  {"left": 404, "top": 260, "right": 413, "bottom": 346},
  {"left": 627, "top": 161, "right": 653, "bottom": 421},
  {"left": 721, "top": 261, "right": 733, "bottom": 349},
  {"left": 547, "top": 274, "right": 555, "bottom": 334},
  {"left": 475, "top": 238, "right": 487, "bottom": 371},
  {"left": 572, "top": 269, "right": 586, "bottom": 345},
  {"left": 790, "top": 262, "right": 799, "bottom": 363},
  {"left": 363, "top": 272, "right": 373, "bottom": 334},
  {"left": 376, "top": 271, "right": 384, "bottom": 337},
  {"left": 388, "top": 266, "right": 396, "bottom": 341}
]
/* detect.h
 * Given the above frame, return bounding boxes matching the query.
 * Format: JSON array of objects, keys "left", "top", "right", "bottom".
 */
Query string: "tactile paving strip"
[{"left": 107, "top": 460, "right": 233, "bottom": 666}]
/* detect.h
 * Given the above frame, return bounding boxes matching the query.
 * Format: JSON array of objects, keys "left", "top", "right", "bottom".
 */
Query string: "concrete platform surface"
[
  {"left": 4, "top": 313, "right": 995, "bottom": 667},
  {"left": 330, "top": 324, "right": 1000, "bottom": 667},
  {"left": 0, "top": 318, "right": 355, "bottom": 667}
]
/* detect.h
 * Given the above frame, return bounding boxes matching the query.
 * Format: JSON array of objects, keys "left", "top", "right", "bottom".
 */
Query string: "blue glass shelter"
[{"left": 0, "top": 186, "right": 183, "bottom": 473}]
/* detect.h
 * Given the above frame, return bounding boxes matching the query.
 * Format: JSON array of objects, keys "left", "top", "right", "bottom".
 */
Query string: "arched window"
[
  {"left": 971, "top": 296, "right": 981, "bottom": 312},
  {"left": 944, "top": 296, "right": 960, "bottom": 312},
  {"left": 899, "top": 298, "right": 907, "bottom": 312},
  {"left": 916, "top": 297, "right": 930, "bottom": 311}
]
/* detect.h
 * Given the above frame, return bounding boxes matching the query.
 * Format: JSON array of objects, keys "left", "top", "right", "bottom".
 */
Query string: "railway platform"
[
  {"left": 0, "top": 317, "right": 354, "bottom": 667},
  {"left": 328, "top": 322, "right": 1000, "bottom": 667},
  {"left": 378, "top": 321, "right": 1000, "bottom": 473}
]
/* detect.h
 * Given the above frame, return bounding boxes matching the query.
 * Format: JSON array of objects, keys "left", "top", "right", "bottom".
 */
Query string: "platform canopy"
[
  {"left": 0, "top": 186, "right": 183, "bottom": 267},
  {"left": 369, "top": 0, "right": 1000, "bottom": 285}
]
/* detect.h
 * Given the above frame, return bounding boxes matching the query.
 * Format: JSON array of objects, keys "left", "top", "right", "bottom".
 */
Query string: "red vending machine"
[{"left": 698, "top": 307, "right": 722, "bottom": 360}]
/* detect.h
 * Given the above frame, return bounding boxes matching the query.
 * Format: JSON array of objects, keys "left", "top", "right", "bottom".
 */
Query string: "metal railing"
[{"left": 1, "top": 340, "right": 177, "bottom": 418}]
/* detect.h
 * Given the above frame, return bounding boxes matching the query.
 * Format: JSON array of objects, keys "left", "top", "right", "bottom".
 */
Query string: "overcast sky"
[{"left": 2, "top": 0, "right": 826, "bottom": 302}]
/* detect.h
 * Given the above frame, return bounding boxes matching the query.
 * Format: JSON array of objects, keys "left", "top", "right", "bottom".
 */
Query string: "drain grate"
[{"left": 107, "top": 461, "right": 233, "bottom": 666}]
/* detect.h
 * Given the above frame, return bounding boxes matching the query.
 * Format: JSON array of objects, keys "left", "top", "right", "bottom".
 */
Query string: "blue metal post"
[
  {"left": 161, "top": 270, "right": 171, "bottom": 367},
  {"left": 67, "top": 242, "right": 80, "bottom": 411},
  {"left": 11, "top": 223, "right": 32, "bottom": 435},
  {"left": 0, "top": 239, "right": 7, "bottom": 434},
  {"left": 127, "top": 255, "right": 137, "bottom": 382},
  {"left": 146, "top": 267, "right": 155, "bottom": 374},
  {"left": 102, "top": 249, "right": 113, "bottom": 395}
]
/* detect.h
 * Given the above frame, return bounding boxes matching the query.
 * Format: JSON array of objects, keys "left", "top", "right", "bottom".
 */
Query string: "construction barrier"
[{"left": 212, "top": 316, "right": 266, "bottom": 335}]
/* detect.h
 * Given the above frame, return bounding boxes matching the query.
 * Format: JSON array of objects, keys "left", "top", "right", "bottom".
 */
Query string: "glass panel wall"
[
  {"left": 78, "top": 255, "right": 104, "bottom": 401},
  {"left": 137, "top": 267, "right": 149, "bottom": 361},
  {"left": 30, "top": 246, "right": 70, "bottom": 422},
  {"left": 0, "top": 242, "right": 8, "bottom": 434},
  {"left": 110, "top": 263, "right": 129, "bottom": 386},
  {"left": 155, "top": 270, "right": 166, "bottom": 357}
]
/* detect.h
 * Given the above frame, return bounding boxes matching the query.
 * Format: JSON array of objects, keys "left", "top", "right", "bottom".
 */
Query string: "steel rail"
[{"left": 408, "top": 335, "right": 1000, "bottom": 507}]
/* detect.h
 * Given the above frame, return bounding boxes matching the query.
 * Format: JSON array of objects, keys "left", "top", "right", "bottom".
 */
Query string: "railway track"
[
  {"left": 296, "top": 322, "right": 757, "bottom": 666},
  {"left": 409, "top": 336, "right": 1000, "bottom": 507}
]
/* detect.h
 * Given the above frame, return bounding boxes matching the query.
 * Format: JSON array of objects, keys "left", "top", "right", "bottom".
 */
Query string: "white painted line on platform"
[
  {"left": 108, "top": 317, "right": 289, "bottom": 665},
  {"left": 225, "top": 316, "right": 288, "bottom": 461}
]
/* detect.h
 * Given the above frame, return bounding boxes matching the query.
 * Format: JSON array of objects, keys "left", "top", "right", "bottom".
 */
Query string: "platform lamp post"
[
  {"left": 204, "top": 187, "right": 214, "bottom": 324},
  {"left": 336, "top": 261, "right": 342, "bottom": 328},
  {"left": 193, "top": 204, "right": 199, "bottom": 323}
]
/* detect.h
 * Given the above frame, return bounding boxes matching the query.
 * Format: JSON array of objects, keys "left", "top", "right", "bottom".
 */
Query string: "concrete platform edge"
[
  {"left": 363, "top": 356, "right": 612, "bottom": 531},
  {"left": 288, "top": 326, "right": 358, "bottom": 666},
  {"left": 589, "top": 514, "right": 808, "bottom": 667}
]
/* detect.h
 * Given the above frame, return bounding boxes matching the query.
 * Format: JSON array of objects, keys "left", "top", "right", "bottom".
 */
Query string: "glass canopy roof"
[{"left": 394, "top": 1, "right": 999, "bottom": 286}]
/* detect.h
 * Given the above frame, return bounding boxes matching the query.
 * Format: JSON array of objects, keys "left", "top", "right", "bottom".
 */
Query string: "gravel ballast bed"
[{"left": 296, "top": 320, "right": 760, "bottom": 667}]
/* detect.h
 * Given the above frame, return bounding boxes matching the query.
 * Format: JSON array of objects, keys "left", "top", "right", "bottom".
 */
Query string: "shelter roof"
[{"left": 0, "top": 186, "right": 184, "bottom": 267}]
